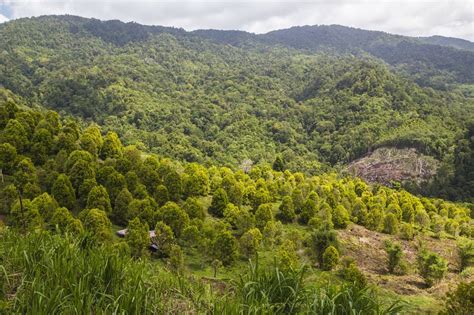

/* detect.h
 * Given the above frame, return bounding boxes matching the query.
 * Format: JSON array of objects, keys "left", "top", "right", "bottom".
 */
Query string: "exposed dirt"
[
  {"left": 337, "top": 224, "right": 470, "bottom": 298},
  {"left": 347, "top": 147, "right": 439, "bottom": 186}
]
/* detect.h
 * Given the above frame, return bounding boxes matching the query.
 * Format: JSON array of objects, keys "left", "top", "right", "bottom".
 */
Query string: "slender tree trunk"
[
  {"left": 0, "top": 168, "right": 3, "bottom": 183},
  {"left": 18, "top": 189, "right": 25, "bottom": 232}
]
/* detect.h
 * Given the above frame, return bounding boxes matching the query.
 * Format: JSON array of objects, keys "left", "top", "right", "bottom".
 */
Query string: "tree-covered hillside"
[
  {"left": 0, "top": 15, "right": 473, "bottom": 202},
  {"left": 0, "top": 99, "right": 473, "bottom": 314}
]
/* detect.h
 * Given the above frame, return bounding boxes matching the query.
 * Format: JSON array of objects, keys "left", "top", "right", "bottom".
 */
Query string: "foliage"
[
  {"left": 384, "top": 240, "right": 405, "bottom": 274},
  {"left": 126, "top": 217, "right": 150, "bottom": 258},
  {"left": 311, "top": 228, "right": 339, "bottom": 268},
  {"left": 417, "top": 250, "right": 448, "bottom": 286},
  {"left": 322, "top": 245, "right": 340, "bottom": 271},
  {"left": 441, "top": 281, "right": 474, "bottom": 315}
]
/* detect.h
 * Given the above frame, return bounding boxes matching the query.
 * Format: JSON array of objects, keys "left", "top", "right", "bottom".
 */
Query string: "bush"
[
  {"left": 333, "top": 205, "right": 350, "bottom": 229},
  {"left": 311, "top": 228, "right": 339, "bottom": 268},
  {"left": 322, "top": 245, "right": 339, "bottom": 271},
  {"left": 442, "top": 281, "right": 474, "bottom": 315},
  {"left": 384, "top": 241, "right": 405, "bottom": 274},
  {"left": 417, "top": 250, "right": 448, "bottom": 286},
  {"left": 338, "top": 258, "right": 367, "bottom": 289},
  {"left": 458, "top": 239, "right": 474, "bottom": 271},
  {"left": 399, "top": 222, "right": 415, "bottom": 240},
  {"left": 383, "top": 213, "right": 399, "bottom": 235}
]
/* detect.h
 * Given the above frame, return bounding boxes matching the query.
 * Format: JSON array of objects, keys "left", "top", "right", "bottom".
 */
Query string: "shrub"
[
  {"left": 338, "top": 258, "right": 367, "bottom": 289},
  {"left": 333, "top": 205, "right": 350, "bottom": 229},
  {"left": 442, "top": 281, "right": 474, "bottom": 315},
  {"left": 239, "top": 228, "right": 263, "bottom": 258},
  {"left": 311, "top": 228, "right": 339, "bottom": 268},
  {"left": 399, "top": 222, "right": 415, "bottom": 240},
  {"left": 417, "top": 250, "right": 448, "bottom": 286},
  {"left": 322, "top": 245, "right": 339, "bottom": 271},
  {"left": 384, "top": 240, "right": 405, "bottom": 274},
  {"left": 255, "top": 203, "right": 274, "bottom": 231},
  {"left": 168, "top": 244, "right": 184, "bottom": 273},
  {"left": 277, "top": 196, "right": 295, "bottom": 223},
  {"left": 383, "top": 213, "right": 399, "bottom": 235},
  {"left": 458, "top": 240, "right": 474, "bottom": 271},
  {"left": 276, "top": 240, "right": 299, "bottom": 270},
  {"left": 125, "top": 217, "right": 150, "bottom": 258}
]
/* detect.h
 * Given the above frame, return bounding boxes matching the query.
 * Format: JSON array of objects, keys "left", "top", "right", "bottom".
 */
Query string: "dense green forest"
[
  {"left": 0, "top": 16, "right": 473, "bottom": 203},
  {"left": 0, "top": 16, "right": 473, "bottom": 313}
]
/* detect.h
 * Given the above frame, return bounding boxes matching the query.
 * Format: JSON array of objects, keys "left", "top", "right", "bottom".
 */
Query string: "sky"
[{"left": 0, "top": 0, "right": 473, "bottom": 41}]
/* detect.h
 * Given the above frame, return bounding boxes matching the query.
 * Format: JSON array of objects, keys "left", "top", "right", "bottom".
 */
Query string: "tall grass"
[
  {"left": 0, "top": 229, "right": 212, "bottom": 314},
  {"left": 0, "top": 229, "right": 403, "bottom": 314},
  {"left": 220, "top": 258, "right": 404, "bottom": 315}
]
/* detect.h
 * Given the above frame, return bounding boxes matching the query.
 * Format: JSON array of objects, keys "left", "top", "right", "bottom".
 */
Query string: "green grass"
[{"left": 0, "top": 227, "right": 409, "bottom": 314}]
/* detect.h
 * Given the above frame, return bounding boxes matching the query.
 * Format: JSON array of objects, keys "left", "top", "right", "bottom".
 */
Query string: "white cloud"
[
  {"left": 3, "top": 0, "right": 474, "bottom": 40},
  {"left": 0, "top": 13, "right": 9, "bottom": 23}
]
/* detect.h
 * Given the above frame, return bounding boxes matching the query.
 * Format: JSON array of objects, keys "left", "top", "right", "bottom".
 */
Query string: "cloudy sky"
[{"left": 0, "top": 0, "right": 473, "bottom": 40}]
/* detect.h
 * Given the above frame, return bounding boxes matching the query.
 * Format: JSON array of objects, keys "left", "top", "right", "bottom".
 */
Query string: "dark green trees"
[
  {"left": 208, "top": 188, "right": 228, "bottom": 218},
  {"left": 52, "top": 174, "right": 76, "bottom": 210},
  {"left": 277, "top": 196, "right": 295, "bottom": 223},
  {"left": 126, "top": 218, "right": 150, "bottom": 258},
  {"left": 86, "top": 185, "right": 112, "bottom": 214},
  {"left": 212, "top": 230, "right": 238, "bottom": 266}
]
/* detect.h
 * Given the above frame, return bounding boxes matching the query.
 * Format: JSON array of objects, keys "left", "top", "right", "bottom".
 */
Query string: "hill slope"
[{"left": 0, "top": 15, "right": 473, "bottom": 201}]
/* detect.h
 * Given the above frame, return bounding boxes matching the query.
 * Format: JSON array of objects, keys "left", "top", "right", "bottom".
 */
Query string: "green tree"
[
  {"left": 126, "top": 217, "right": 150, "bottom": 258},
  {"left": 152, "top": 221, "right": 175, "bottom": 257},
  {"left": 276, "top": 240, "right": 299, "bottom": 270},
  {"left": 10, "top": 199, "right": 43, "bottom": 230},
  {"left": 168, "top": 244, "right": 185, "bottom": 273},
  {"left": 12, "top": 158, "right": 38, "bottom": 230},
  {"left": 299, "top": 198, "right": 317, "bottom": 224},
  {"left": 0, "top": 143, "right": 17, "bottom": 181},
  {"left": 32, "top": 192, "right": 58, "bottom": 222},
  {"left": 100, "top": 131, "right": 123, "bottom": 159},
  {"left": 86, "top": 185, "right": 112, "bottom": 214},
  {"left": 183, "top": 197, "right": 205, "bottom": 220},
  {"left": 458, "top": 240, "right": 474, "bottom": 271},
  {"left": 212, "top": 230, "right": 238, "bottom": 266},
  {"left": 69, "top": 159, "right": 95, "bottom": 192},
  {"left": 322, "top": 245, "right": 340, "bottom": 271},
  {"left": 1, "top": 119, "right": 29, "bottom": 152},
  {"left": 239, "top": 228, "right": 263, "bottom": 258},
  {"left": 272, "top": 155, "right": 285, "bottom": 172},
  {"left": 277, "top": 196, "right": 295, "bottom": 223},
  {"left": 163, "top": 170, "right": 182, "bottom": 201},
  {"left": 161, "top": 202, "right": 190, "bottom": 238},
  {"left": 82, "top": 208, "right": 112, "bottom": 243},
  {"left": 154, "top": 184, "right": 170, "bottom": 206},
  {"left": 311, "top": 228, "right": 339, "bottom": 268},
  {"left": 385, "top": 241, "right": 404, "bottom": 274},
  {"left": 208, "top": 188, "right": 229, "bottom": 217},
  {"left": 52, "top": 174, "right": 76, "bottom": 210},
  {"left": 255, "top": 203, "right": 274, "bottom": 231},
  {"left": 113, "top": 188, "right": 133, "bottom": 225},
  {"left": 333, "top": 205, "right": 350, "bottom": 229},
  {"left": 383, "top": 213, "right": 399, "bottom": 235},
  {"left": 128, "top": 197, "right": 157, "bottom": 227},
  {"left": 442, "top": 281, "right": 474, "bottom": 315}
]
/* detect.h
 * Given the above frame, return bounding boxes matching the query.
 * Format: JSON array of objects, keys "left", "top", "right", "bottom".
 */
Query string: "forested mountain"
[
  {"left": 0, "top": 15, "right": 473, "bottom": 314},
  {"left": 419, "top": 35, "right": 474, "bottom": 51},
  {"left": 0, "top": 15, "right": 473, "bottom": 200},
  {"left": 196, "top": 24, "right": 474, "bottom": 86}
]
